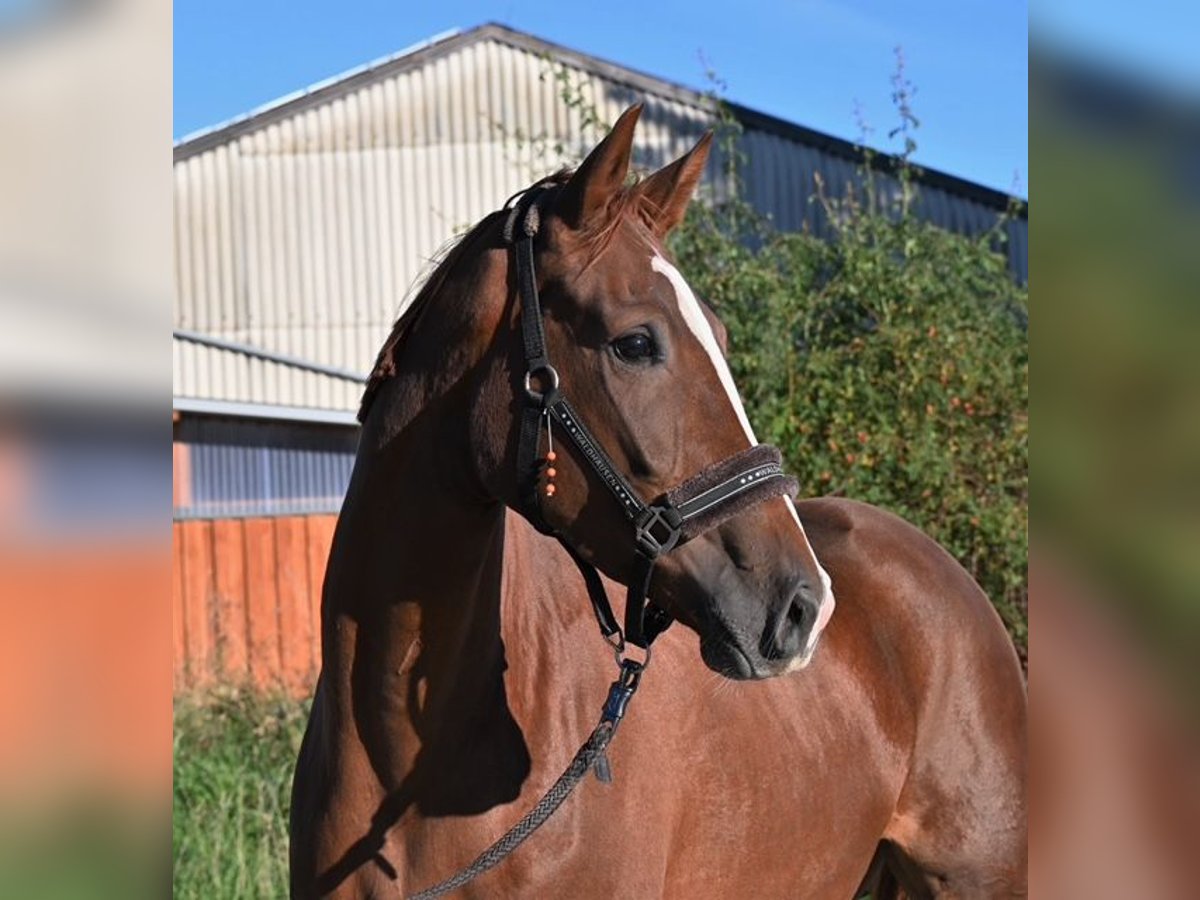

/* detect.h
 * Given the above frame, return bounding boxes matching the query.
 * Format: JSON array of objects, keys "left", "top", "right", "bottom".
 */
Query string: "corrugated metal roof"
[{"left": 173, "top": 22, "right": 1027, "bottom": 416}]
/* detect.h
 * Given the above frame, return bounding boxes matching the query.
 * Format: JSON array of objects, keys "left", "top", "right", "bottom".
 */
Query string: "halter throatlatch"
[{"left": 506, "top": 187, "right": 798, "bottom": 651}]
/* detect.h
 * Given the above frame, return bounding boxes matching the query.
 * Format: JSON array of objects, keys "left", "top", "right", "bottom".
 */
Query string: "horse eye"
[{"left": 612, "top": 332, "right": 657, "bottom": 363}]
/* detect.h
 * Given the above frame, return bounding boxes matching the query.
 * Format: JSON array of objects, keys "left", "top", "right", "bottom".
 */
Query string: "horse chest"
[{"left": 402, "top": 639, "right": 892, "bottom": 898}]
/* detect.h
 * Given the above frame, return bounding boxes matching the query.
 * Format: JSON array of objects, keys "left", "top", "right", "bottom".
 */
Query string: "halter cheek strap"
[{"left": 506, "top": 187, "right": 798, "bottom": 651}]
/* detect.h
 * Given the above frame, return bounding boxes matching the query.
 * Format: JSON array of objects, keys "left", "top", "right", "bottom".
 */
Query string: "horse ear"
[
  {"left": 634, "top": 131, "right": 713, "bottom": 238},
  {"left": 556, "top": 103, "right": 643, "bottom": 230}
]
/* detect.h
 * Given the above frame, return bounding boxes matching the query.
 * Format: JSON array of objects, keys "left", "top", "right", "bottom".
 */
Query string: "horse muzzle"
[{"left": 696, "top": 577, "right": 828, "bottom": 680}]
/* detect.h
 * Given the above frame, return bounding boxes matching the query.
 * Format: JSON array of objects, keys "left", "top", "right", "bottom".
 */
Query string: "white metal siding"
[{"left": 175, "top": 37, "right": 710, "bottom": 409}]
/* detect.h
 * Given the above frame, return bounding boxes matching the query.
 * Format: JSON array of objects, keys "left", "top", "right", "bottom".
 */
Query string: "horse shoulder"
[
  {"left": 796, "top": 496, "right": 1024, "bottom": 710},
  {"left": 797, "top": 497, "right": 1013, "bottom": 644},
  {"left": 796, "top": 497, "right": 1027, "bottom": 894}
]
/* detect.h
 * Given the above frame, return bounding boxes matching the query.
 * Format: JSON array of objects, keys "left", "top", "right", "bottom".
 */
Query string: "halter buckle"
[{"left": 634, "top": 504, "right": 683, "bottom": 557}]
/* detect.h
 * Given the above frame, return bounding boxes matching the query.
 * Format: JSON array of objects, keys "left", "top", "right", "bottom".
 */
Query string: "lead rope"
[{"left": 406, "top": 659, "right": 645, "bottom": 900}]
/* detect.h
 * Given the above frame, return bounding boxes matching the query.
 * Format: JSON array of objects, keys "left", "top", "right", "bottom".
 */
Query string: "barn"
[{"left": 171, "top": 22, "right": 1027, "bottom": 693}]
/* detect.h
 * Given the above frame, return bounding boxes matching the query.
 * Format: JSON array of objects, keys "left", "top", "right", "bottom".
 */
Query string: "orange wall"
[
  {"left": 0, "top": 546, "right": 171, "bottom": 796},
  {"left": 172, "top": 514, "right": 336, "bottom": 696}
]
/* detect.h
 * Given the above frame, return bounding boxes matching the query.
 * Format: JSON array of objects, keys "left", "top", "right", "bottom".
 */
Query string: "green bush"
[
  {"left": 173, "top": 690, "right": 309, "bottom": 899},
  {"left": 671, "top": 176, "right": 1028, "bottom": 655}
]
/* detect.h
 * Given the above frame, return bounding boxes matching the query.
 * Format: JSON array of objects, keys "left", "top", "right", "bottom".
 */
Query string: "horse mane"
[
  {"left": 357, "top": 210, "right": 504, "bottom": 422},
  {"left": 357, "top": 169, "right": 658, "bottom": 423}
]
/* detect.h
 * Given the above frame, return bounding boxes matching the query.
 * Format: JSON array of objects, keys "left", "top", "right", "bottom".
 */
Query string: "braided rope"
[{"left": 406, "top": 721, "right": 616, "bottom": 899}]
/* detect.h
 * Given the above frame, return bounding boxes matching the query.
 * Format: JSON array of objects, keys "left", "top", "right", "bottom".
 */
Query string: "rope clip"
[{"left": 600, "top": 658, "right": 644, "bottom": 728}]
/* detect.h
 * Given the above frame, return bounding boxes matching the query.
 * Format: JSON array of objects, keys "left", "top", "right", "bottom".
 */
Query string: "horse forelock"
[
  {"left": 507, "top": 169, "right": 663, "bottom": 266},
  {"left": 568, "top": 178, "right": 665, "bottom": 268}
]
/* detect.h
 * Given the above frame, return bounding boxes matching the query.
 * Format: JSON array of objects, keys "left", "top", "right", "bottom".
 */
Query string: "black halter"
[{"left": 505, "top": 186, "right": 799, "bottom": 652}]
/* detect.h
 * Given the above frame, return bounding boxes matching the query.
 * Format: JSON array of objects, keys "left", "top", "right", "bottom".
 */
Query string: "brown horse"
[{"left": 290, "top": 105, "right": 1027, "bottom": 899}]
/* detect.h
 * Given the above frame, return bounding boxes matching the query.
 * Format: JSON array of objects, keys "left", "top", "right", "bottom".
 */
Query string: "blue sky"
[
  {"left": 175, "top": 1, "right": 1028, "bottom": 197},
  {"left": 1033, "top": 0, "right": 1200, "bottom": 95}
]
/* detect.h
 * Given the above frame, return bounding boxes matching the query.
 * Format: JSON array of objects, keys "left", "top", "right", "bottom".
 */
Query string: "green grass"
[{"left": 173, "top": 689, "right": 309, "bottom": 899}]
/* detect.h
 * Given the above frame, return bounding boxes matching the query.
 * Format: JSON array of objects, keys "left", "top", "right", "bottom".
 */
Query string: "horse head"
[{"left": 462, "top": 105, "right": 835, "bottom": 679}]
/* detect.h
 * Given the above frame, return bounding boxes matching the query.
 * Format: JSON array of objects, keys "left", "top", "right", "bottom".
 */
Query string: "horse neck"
[{"left": 323, "top": 231, "right": 551, "bottom": 752}]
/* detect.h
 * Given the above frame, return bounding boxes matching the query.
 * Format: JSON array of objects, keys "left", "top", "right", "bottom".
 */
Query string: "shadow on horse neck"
[{"left": 310, "top": 210, "right": 542, "bottom": 891}]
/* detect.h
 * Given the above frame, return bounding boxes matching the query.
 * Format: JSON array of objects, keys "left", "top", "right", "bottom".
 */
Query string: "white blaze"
[
  {"left": 651, "top": 254, "right": 758, "bottom": 446},
  {"left": 651, "top": 253, "right": 836, "bottom": 658}
]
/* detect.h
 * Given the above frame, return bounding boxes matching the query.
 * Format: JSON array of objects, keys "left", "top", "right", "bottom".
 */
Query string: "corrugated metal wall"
[
  {"left": 174, "top": 28, "right": 1026, "bottom": 415},
  {"left": 174, "top": 416, "right": 358, "bottom": 519},
  {"left": 737, "top": 127, "right": 1022, "bottom": 256}
]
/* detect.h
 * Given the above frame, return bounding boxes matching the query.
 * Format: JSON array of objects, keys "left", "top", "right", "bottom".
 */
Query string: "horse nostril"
[
  {"left": 762, "top": 589, "right": 817, "bottom": 661},
  {"left": 787, "top": 597, "right": 810, "bottom": 630}
]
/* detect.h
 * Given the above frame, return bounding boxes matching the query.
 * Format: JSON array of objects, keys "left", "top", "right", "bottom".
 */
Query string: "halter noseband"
[{"left": 506, "top": 186, "right": 798, "bottom": 651}]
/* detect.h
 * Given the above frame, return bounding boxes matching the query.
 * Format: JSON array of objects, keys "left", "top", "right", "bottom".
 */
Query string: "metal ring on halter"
[
  {"left": 602, "top": 629, "right": 625, "bottom": 655},
  {"left": 523, "top": 363, "right": 559, "bottom": 405},
  {"left": 614, "top": 642, "right": 651, "bottom": 671}
]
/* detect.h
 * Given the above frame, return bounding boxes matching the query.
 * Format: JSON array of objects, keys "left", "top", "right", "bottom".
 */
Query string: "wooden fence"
[{"left": 172, "top": 514, "right": 336, "bottom": 696}]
